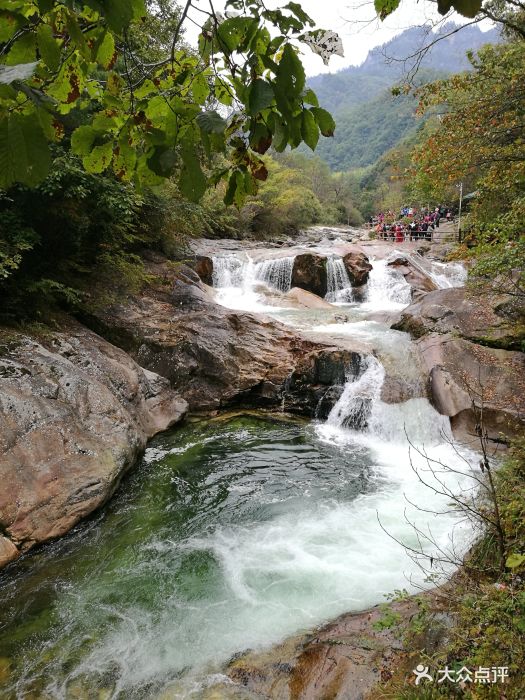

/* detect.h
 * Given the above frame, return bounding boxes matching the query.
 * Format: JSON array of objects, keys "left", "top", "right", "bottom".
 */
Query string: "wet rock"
[
  {"left": 194, "top": 255, "right": 214, "bottom": 285},
  {"left": 0, "top": 536, "right": 18, "bottom": 568},
  {"left": 283, "top": 288, "right": 334, "bottom": 309},
  {"left": 205, "top": 595, "right": 436, "bottom": 700},
  {"left": 351, "top": 284, "right": 368, "bottom": 303},
  {"left": 381, "top": 375, "right": 426, "bottom": 404},
  {"left": 291, "top": 254, "right": 327, "bottom": 297},
  {"left": 417, "top": 333, "right": 525, "bottom": 444},
  {"left": 0, "top": 325, "right": 187, "bottom": 564},
  {"left": 342, "top": 251, "right": 373, "bottom": 286},
  {"left": 283, "top": 349, "right": 363, "bottom": 417},
  {"left": 87, "top": 270, "right": 367, "bottom": 418},
  {"left": 393, "top": 287, "right": 524, "bottom": 350}
]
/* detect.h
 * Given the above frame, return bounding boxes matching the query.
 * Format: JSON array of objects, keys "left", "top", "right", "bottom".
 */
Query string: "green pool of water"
[{"left": 0, "top": 414, "right": 380, "bottom": 699}]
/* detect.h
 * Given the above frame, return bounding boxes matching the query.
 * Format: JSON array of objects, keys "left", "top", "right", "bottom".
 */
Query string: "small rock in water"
[{"left": 334, "top": 314, "right": 349, "bottom": 323}]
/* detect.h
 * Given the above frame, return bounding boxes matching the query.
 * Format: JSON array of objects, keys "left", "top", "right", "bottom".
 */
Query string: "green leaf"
[
  {"left": 217, "top": 17, "right": 257, "bottom": 53},
  {"left": 96, "top": 30, "right": 115, "bottom": 68},
  {"left": 83, "top": 141, "right": 113, "bottom": 173},
  {"left": 71, "top": 125, "right": 98, "bottom": 155},
  {"left": 37, "top": 0, "right": 54, "bottom": 11},
  {"left": 37, "top": 24, "right": 61, "bottom": 72},
  {"left": 113, "top": 136, "right": 136, "bottom": 180},
  {"left": 301, "top": 109, "right": 319, "bottom": 150},
  {"left": 374, "top": 0, "right": 400, "bottom": 20},
  {"left": 192, "top": 72, "right": 210, "bottom": 105},
  {"left": 0, "top": 112, "right": 51, "bottom": 188},
  {"left": 248, "top": 79, "right": 274, "bottom": 115},
  {"left": 0, "top": 61, "right": 38, "bottom": 84},
  {"left": 224, "top": 170, "right": 246, "bottom": 207},
  {"left": 446, "top": 0, "right": 482, "bottom": 17},
  {"left": 506, "top": 553, "right": 525, "bottom": 570},
  {"left": 250, "top": 122, "right": 272, "bottom": 154},
  {"left": 4, "top": 32, "right": 36, "bottom": 65},
  {"left": 310, "top": 107, "right": 335, "bottom": 137},
  {"left": 196, "top": 110, "right": 227, "bottom": 134},
  {"left": 275, "top": 44, "right": 305, "bottom": 98},
  {"left": 284, "top": 2, "right": 314, "bottom": 25},
  {"left": 271, "top": 117, "right": 287, "bottom": 152},
  {"left": 65, "top": 13, "right": 90, "bottom": 59},
  {"left": 100, "top": 0, "right": 145, "bottom": 33},
  {"left": 302, "top": 87, "right": 319, "bottom": 107},
  {"left": 0, "top": 10, "right": 26, "bottom": 43},
  {"left": 179, "top": 147, "right": 206, "bottom": 202},
  {"left": 214, "top": 79, "right": 233, "bottom": 107}
]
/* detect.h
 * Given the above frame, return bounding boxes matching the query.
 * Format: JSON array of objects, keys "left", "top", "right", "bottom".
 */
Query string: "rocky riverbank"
[
  {"left": 0, "top": 255, "right": 369, "bottom": 569},
  {"left": 0, "top": 235, "right": 523, "bottom": 699}
]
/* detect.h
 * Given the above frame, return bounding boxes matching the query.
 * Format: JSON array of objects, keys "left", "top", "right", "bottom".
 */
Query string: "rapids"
[{"left": 0, "top": 244, "right": 475, "bottom": 700}]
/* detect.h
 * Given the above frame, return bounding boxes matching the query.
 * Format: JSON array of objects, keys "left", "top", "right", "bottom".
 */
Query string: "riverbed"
[{"left": 0, "top": 241, "right": 476, "bottom": 699}]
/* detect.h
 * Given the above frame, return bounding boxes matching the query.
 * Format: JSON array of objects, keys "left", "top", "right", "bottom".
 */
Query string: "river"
[{"left": 0, "top": 242, "right": 475, "bottom": 699}]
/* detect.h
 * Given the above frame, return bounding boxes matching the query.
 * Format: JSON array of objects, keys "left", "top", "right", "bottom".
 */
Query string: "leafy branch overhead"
[
  {"left": 374, "top": 0, "right": 483, "bottom": 19},
  {"left": 0, "top": 0, "right": 342, "bottom": 205}
]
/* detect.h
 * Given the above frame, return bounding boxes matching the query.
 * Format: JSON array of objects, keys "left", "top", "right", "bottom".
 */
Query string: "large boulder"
[
  {"left": 393, "top": 287, "right": 524, "bottom": 350},
  {"left": 291, "top": 253, "right": 327, "bottom": 297},
  {"left": 194, "top": 255, "right": 214, "bottom": 285},
  {"left": 417, "top": 333, "right": 525, "bottom": 443},
  {"left": 87, "top": 264, "right": 367, "bottom": 417},
  {"left": 0, "top": 325, "right": 187, "bottom": 567},
  {"left": 343, "top": 251, "right": 372, "bottom": 286}
]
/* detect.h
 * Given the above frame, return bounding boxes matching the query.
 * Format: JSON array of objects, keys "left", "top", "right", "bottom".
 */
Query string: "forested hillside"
[{"left": 305, "top": 24, "right": 500, "bottom": 171}]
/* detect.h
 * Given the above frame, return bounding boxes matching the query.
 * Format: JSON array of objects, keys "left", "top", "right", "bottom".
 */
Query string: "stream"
[{"left": 0, "top": 244, "right": 475, "bottom": 699}]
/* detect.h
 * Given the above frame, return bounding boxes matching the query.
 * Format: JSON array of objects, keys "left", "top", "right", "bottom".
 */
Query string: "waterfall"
[
  {"left": 325, "top": 256, "right": 354, "bottom": 303},
  {"left": 212, "top": 254, "right": 294, "bottom": 294},
  {"left": 212, "top": 254, "right": 246, "bottom": 288},
  {"left": 211, "top": 253, "right": 295, "bottom": 311},
  {"left": 398, "top": 252, "right": 467, "bottom": 290},
  {"left": 254, "top": 256, "right": 294, "bottom": 293},
  {"left": 365, "top": 258, "right": 412, "bottom": 309},
  {"left": 325, "top": 356, "right": 384, "bottom": 430},
  {"left": 322, "top": 354, "right": 451, "bottom": 447}
]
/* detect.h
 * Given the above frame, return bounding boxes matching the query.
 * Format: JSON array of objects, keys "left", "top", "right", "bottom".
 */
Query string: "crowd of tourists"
[{"left": 368, "top": 206, "right": 455, "bottom": 242}]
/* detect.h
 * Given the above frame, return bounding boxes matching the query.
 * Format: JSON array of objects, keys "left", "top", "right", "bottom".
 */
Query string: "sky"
[{"left": 184, "top": 0, "right": 493, "bottom": 76}]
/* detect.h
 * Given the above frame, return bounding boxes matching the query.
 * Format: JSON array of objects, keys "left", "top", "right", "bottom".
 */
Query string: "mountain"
[
  {"left": 304, "top": 23, "right": 500, "bottom": 170},
  {"left": 311, "top": 87, "right": 422, "bottom": 171}
]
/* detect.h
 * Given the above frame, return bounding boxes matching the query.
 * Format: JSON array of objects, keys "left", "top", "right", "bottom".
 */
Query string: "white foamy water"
[
  {"left": 212, "top": 253, "right": 295, "bottom": 311},
  {"left": 1, "top": 246, "right": 478, "bottom": 700},
  {"left": 325, "top": 256, "right": 354, "bottom": 303},
  {"left": 363, "top": 257, "right": 412, "bottom": 311}
]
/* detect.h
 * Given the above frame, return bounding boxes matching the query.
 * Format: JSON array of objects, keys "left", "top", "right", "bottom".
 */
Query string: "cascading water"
[
  {"left": 254, "top": 256, "right": 294, "bottom": 292},
  {"left": 325, "top": 256, "right": 354, "bottom": 303},
  {"left": 211, "top": 253, "right": 295, "bottom": 311},
  {"left": 211, "top": 253, "right": 245, "bottom": 288},
  {"left": 365, "top": 257, "right": 412, "bottom": 309},
  {"left": 0, "top": 245, "right": 478, "bottom": 699},
  {"left": 325, "top": 356, "right": 384, "bottom": 429}
]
